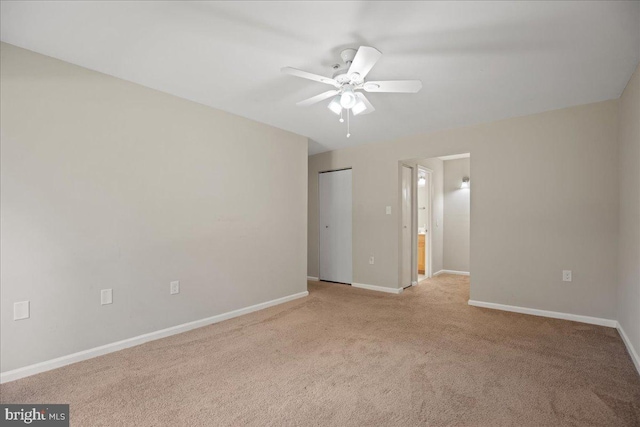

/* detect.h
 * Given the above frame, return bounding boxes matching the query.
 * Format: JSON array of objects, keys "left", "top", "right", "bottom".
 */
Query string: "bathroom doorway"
[{"left": 417, "top": 166, "right": 433, "bottom": 281}]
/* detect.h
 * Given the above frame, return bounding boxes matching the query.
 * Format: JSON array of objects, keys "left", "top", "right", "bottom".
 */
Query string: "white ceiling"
[{"left": 1, "top": 1, "right": 638, "bottom": 155}]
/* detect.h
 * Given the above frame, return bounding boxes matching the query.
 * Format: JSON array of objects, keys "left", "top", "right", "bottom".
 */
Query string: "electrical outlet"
[
  {"left": 170, "top": 280, "right": 180, "bottom": 295},
  {"left": 562, "top": 270, "right": 572, "bottom": 282},
  {"left": 101, "top": 289, "right": 113, "bottom": 305},
  {"left": 369, "top": 256, "right": 375, "bottom": 265},
  {"left": 13, "top": 301, "right": 30, "bottom": 320}
]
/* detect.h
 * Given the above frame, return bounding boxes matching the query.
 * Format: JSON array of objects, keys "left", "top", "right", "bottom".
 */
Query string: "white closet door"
[
  {"left": 319, "top": 169, "right": 352, "bottom": 284},
  {"left": 401, "top": 165, "right": 413, "bottom": 287}
]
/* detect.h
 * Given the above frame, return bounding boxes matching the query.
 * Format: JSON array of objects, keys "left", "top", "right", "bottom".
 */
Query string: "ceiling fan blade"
[
  {"left": 363, "top": 80, "right": 422, "bottom": 93},
  {"left": 281, "top": 67, "right": 339, "bottom": 87},
  {"left": 296, "top": 90, "right": 340, "bottom": 107},
  {"left": 354, "top": 92, "right": 375, "bottom": 115},
  {"left": 347, "top": 46, "right": 382, "bottom": 79}
]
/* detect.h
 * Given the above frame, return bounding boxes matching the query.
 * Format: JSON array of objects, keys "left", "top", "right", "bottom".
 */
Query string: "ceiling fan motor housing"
[
  {"left": 333, "top": 48, "right": 365, "bottom": 85},
  {"left": 330, "top": 48, "right": 360, "bottom": 85},
  {"left": 332, "top": 68, "right": 351, "bottom": 84}
]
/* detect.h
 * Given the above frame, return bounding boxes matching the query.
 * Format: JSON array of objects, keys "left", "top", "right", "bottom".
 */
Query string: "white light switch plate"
[
  {"left": 170, "top": 281, "right": 180, "bottom": 295},
  {"left": 369, "top": 256, "right": 375, "bottom": 265},
  {"left": 386, "top": 206, "right": 391, "bottom": 215},
  {"left": 14, "top": 301, "right": 30, "bottom": 320},
  {"left": 562, "top": 270, "right": 572, "bottom": 282},
  {"left": 101, "top": 289, "right": 113, "bottom": 305}
]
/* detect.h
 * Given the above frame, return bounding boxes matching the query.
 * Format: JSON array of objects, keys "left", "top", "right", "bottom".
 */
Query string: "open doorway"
[
  {"left": 417, "top": 166, "right": 433, "bottom": 281},
  {"left": 399, "top": 153, "right": 471, "bottom": 288}
]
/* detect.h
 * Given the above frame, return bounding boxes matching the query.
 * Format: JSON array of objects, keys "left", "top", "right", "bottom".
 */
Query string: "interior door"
[
  {"left": 424, "top": 171, "right": 431, "bottom": 277},
  {"left": 401, "top": 165, "right": 413, "bottom": 287},
  {"left": 319, "top": 169, "right": 352, "bottom": 284}
]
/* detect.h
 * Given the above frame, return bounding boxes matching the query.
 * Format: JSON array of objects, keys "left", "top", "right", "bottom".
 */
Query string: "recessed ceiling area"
[{"left": 1, "top": 1, "right": 638, "bottom": 155}]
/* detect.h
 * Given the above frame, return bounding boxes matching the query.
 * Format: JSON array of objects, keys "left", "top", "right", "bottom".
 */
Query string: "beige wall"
[
  {"left": 308, "top": 100, "right": 619, "bottom": 320},
  {"left": 0, "top": 43, "right": 308, "bottom": 372},
  {"left": 443, "top": 158, "right": 471, "bottom": 272},
  {"left": 617, "top": 63, "right": 640, "bottom": 359}
]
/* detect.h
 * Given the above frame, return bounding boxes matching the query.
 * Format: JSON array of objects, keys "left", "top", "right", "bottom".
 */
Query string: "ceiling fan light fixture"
[
  {"left": 327, "top": 96, "right": 342, "bottom": 115},
  {"left": 351, "top": 98, "right": 367, "bottom": 116},
  {"left": 340, "top": 85, "right": 357, "bottom": 109}
]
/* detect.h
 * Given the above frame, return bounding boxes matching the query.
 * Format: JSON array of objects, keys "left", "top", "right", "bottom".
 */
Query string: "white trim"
[
  {"left": 307, "top": 276, "right": 319, "bottom": 281},
  {"left": 352, "top": 283, "right": 403, "bottom": 294},
  {"left": 617, "top": 323, "right": 640, "bottom": 376},
  {"left": 467, "top": 299, "right": 617, "bottom": 328},
  {"left": 0, "top": 291, "right": 309, "bottom": 384},
  {"left": 438, "top": 153, "right": 470, "bottom": 161},
  {"left": 434, "top": 270, "right": 470, "bottom": 276}
]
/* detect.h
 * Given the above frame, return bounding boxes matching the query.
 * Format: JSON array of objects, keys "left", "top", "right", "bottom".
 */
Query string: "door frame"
[
  {"left": 416, "top": 166, "right": 433, "bottom": 280},
  {"left": 318, "top": 167, "right": 353, "bottom": 284},
  {"left": 398, "top": 163, "right": 415, "bottom": 289}
]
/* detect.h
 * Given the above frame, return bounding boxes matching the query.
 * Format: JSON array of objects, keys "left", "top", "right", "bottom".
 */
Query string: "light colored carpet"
[{"left": 2, "top": 274, "right": 639, "bottom": 426}]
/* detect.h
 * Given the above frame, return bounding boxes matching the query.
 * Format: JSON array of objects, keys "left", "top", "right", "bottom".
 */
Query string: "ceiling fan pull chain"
[
  {"left": 340, "top": 109, "right": 344, "bottom": 123},
  {"left": 347, "top": 109, "right": 351, "bottom": 138}
]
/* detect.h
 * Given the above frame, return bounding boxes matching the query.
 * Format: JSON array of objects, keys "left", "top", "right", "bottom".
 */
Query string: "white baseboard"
[
  {"left": 352, "top": 283, "right": 403, "bottom": 294},
  {"left": 617, "top": 323, "right": 640, "bottom": 376},
  {"left": 434, "top": 270, "right": 470, "bottom": 276},
  {"left": 306, "top": 276, "right": 319, "bottom": 281},
  {"left": 0, "top": 290, "right": 309, "bottom": 384},
  {"left": 467, "top": 299, "right": 617, "bottom": 328}
]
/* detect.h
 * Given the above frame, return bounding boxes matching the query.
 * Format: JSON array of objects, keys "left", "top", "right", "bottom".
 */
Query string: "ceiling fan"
[{"left": 282, "top": 46, "right": 422, "bottom": 137}]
